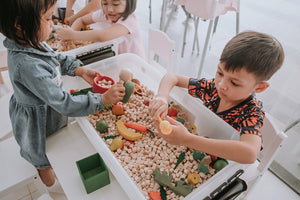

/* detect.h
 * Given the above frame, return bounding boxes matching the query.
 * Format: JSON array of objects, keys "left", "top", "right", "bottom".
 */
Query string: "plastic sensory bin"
[
  {"left": 76, "top": 153, "right": 110, "bottom": 194},
  {"left": 62, "top": 53, "right": 245, "bottom": 200},
  {"left": 93, "top": 76, "right": 115, "bottom": 94}
]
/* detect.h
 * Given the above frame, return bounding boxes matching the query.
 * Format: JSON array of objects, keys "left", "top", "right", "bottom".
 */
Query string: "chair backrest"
[
  {"left": 181, "top": 0, "right": 240, "bottom": 20},
  {"left": 0, "top": 50, "right": 7, "bottom": 67},
  {"left": 0, "top": 50, "right": 8, "bottom": 84},
  {"left": 257, "top": 113, "right": 287, "bottom": 174},
  {"left": 148, "top": 28, "right": 175, "bottom": 72}
]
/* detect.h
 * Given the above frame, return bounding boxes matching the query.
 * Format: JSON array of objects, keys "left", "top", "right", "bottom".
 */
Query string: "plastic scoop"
[{"left": 157, "top": 116, "right": 172, "bottom": 135}]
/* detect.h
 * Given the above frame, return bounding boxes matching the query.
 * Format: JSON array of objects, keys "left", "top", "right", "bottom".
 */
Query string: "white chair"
[
  {"left": 148, "top": 28, "right": 176, "bottom": 72},
  {"left": 0, "top": 92, "right": 13, "bottom": 141},
  {"left": 0, "top": 50, "right": 8, "bottom": 84},
  {"left": 37, "top": 194, "right": 54, "bottom": 200},
  {"left": 0, "top": 137, "right": 49, "bottom": 200},
  {"left": 176, "top": 0, "right": 240, "bottom": 78},
  {"left": 238, "top": 113, "right": 287, "bottom": 199}
]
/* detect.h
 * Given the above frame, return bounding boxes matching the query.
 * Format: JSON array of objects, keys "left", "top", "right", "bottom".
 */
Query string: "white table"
[{"left": 46, "top": 121, "right": 130, "bottom": 200}]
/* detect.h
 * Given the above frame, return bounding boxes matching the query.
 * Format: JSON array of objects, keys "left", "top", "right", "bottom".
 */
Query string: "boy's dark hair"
[
  {"left": 102, "top": 0, "right": 136, "bottom": 21},
  {"left": 220, "top": 31, "right": 284, "bottom": 81},
  {"left": 0, "top": 0, "right": 57, "bottom": 51}
]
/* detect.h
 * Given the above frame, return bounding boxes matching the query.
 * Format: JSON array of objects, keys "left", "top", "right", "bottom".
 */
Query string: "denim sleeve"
[
  {"left": 57, "top": 53, "right": 83, "bottom": 76},
  {"left": 18, "top": 58, "right": 103, "bottom": 116}
]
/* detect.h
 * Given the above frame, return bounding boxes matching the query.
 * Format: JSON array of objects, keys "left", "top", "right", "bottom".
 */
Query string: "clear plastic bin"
[{"left": 62, "top": 53, "right": 245, "bottom": 199}]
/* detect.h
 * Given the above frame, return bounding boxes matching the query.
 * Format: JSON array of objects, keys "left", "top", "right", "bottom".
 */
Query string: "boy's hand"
[
  {"left": 155, "top": 116, "right": 190, "bottom": 146},
  {"left": 75, "top": 67, "right": 102, "bottom": 86},
  {"left": 57, "top": 26, "right": 75, "bottom": 40},
  {"left": 149, "top": 96, "right": 168, "bottom": 119},
  {"left": 102, "top": 83, "right": 125, "bottom": 105}
]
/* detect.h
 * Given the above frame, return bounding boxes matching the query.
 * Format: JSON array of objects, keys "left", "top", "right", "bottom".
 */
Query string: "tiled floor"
[{"left": 0, "top": 0, "right": 299, "bottom": 199}]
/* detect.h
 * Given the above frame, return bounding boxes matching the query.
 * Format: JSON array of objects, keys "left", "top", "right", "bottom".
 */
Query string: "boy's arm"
[
  {"left": 158, "top": 116, "right": 261, "bottom": 164},
  {"left": 156, "top": 73, "right": 189, "bottom": 99},
  {"left": 149, "top": 73, "right": 189, "bottom": 119},
  {"left": 182, "top": 129, "right": 261, "bottom": 164}
]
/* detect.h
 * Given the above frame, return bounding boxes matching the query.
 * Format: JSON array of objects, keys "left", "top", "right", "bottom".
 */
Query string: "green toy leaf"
[
  {"left": 176, "top": 117, "right": 185, "bottom": 125},
  {"left": 198, "top": 157, "right": 210, "bottom": 173},
  {"left": 174, "top": 152, "right": 186, "bottom": 169},
  {"left": 103, "top": 135, "right": 119, "bottom": 140},
  {"left": 160, "top": 185, "right": 167, "bottom": 200},
  {"left": 152, "top": 168, "right": 173, "bottom": 187},
  {"left": 152, "top": 168, "right": 193, "bottom": 197},
  {"left": 71, "top": 87, "right": 93, "bottom": 96},
  {"left": 147, "top": 129, "right": 156, "bottom": 138},
  {"left": 193, "top": 150, "right": 206, "bottom": 160}
]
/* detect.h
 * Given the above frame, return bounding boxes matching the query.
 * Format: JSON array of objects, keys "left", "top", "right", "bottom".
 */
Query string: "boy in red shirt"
[{"left": 149, "top": 31, "right": 284, "bottom": 164}]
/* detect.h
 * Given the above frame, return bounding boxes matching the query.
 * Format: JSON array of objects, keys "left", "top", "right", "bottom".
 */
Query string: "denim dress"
[{"left": 4, "top": 39, "right": 104, "bottom": 169}]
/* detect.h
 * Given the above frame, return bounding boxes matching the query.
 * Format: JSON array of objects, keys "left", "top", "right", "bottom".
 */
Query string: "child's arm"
[
  {"left": 74, "top": 66, "right": 125, "bottom": 104},
  {"left": 71, "top": 12, "right": 95, "bottom": 31},
  {"left": 157, "top": 116, "right": 261, "bottom": 164},
  {"left": 149, "top": 73, "right": 190, "bottom": 119},
  {"left": 74, "top": 66, "right": 102, "bottom": 85},
  {"left": 57, "top": 19, "right": 129, "bottom": 42},
  {"left": 65, "top": 0, "right": 101, "bottom": 25}
]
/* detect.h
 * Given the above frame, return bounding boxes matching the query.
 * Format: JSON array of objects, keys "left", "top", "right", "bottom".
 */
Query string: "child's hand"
[
  {"left": 57, "top": 26, "right": 74, "bottom": 40},
  {"left": 64, "top": 15, "right": 77, "bottom": 26},
  {"left": 102, "top": 83, "right": 125, "bottom": 105},
  {"left": 75, "top": 67, "right": 102, "bottom": 86},
  {"left": 155, "top": 116, "right": 190, "bottom": 146},
  {"left": 149, "top": 96, "right": 168, "bottom": 119}
]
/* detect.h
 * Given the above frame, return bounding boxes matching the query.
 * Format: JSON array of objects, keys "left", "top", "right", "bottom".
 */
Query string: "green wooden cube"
[{"left": 76, "top": 153, "right": 110, "bottom": 194}]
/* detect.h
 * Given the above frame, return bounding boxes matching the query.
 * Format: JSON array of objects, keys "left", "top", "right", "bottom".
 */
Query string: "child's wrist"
[
  {"left": 74, "top": 66, "right": 84, "bottom": 76},
  {"left": 73, "top": 14, "right": 77, "bottom": 21}
]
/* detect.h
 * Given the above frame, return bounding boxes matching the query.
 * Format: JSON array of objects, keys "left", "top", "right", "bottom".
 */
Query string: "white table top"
[{"left": 46, "top": 121, "right": 129, "bottom": 200}]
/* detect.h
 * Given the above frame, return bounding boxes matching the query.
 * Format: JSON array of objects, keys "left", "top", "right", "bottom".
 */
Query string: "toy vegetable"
[
  {"left": 187, "top": 173, "right": 200, "bottom": 185},
  {"left": 124, "top": 122, "right": 155, "bottom": 137},
  {"left": 109, "top": 137, "right": 124, "bottom": 151},
  {"left": 149, "top": 191, "right": 162, "bottom": 200},
  {"left": 116, "top": 120, "right": 143, "bottom": 141},
  {"left": 157, "top": 116, "right": 172, "bottom": 135}
]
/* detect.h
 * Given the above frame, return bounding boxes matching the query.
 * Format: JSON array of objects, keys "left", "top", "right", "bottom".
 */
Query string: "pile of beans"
[
  {"left": 47, "top": 38, "right": 90, "bottom": 52},
  {"left": 87, "top": 84, "right": 215, "bottom": 200},
  {"left": 96, "top": 79, "right": 113, "bottom": 88}
]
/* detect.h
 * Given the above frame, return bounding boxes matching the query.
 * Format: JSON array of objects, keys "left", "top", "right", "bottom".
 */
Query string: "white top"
[{"left": 92, "top": 9, "right": 145, "bottom": 59}]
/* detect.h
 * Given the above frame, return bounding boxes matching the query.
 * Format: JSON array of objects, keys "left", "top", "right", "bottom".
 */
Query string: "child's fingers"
[
  {"left": 149, "top": 103, "right": 164, "bottom": 118},
  {"left": 166, "top": 116, "right": 181, "bottom": 125}
]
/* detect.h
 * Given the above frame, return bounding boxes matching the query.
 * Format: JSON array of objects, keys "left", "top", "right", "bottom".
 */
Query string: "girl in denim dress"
[{"left": 0, "top": 0, "right": 125, "bottom": 191}]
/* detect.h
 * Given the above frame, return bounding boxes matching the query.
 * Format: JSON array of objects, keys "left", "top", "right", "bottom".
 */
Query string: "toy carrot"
[
  {"left": 149, "top": 191, "right": 162, "bottom": 200},
  {"left": 124, "top": 122, "right": 155, "bottom": 137},
  {"left": 124, "top": 122, "right": 147, "bottom": 132}
]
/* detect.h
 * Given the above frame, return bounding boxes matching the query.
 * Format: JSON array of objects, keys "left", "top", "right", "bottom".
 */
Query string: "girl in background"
[
  {"left": 64, "top": 0, "right": 101, "bottom": 25},
  {"left": 0, "top": 0, "right": 124, "bottom": 192},
  {"left": 57, "top": 0, "right": 145, "bottom": 59}
]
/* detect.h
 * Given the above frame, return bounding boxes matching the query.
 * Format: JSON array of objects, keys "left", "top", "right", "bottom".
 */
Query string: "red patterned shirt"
[{"left": 188, "top": 78, "right": 264, "bottom": 138}]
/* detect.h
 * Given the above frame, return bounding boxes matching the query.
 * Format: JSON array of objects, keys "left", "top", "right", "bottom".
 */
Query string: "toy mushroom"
[{"left": 119, "top": 68, "right": 133, "bottom": 82}]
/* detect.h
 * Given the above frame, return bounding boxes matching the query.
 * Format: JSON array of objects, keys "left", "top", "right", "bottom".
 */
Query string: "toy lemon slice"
[{"left": 157, "top": 116, "right": 172, "bottom": 135}]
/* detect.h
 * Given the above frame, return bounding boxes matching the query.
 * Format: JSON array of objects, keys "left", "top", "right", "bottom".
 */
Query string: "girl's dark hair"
[
  {"left": 103, "top": 0, "right": 136, "bottom": 21},
  {"left": 122, "top": 0, "right": 137, "bottom": 20},
  {"left": 0, "top": 0, "right": 57, "bottom": 51},
  {"left": 220, "top": 31, "right": 285, "bottom": 81}
]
